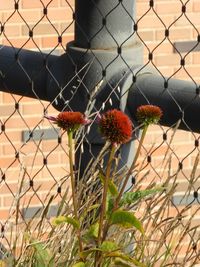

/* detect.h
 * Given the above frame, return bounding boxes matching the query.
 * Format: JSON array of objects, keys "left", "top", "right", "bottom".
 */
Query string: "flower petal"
[{"left": 44, "top": 115, "right": 57, "bottom": 122}]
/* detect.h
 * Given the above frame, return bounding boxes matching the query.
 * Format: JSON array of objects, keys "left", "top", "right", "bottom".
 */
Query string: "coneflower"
[
  {"left": 45, "top": 111, "right": 90, "bottom": 133},
  {"left": 45, "top": 111, "right": 90, "bottom": 258},
  {"left": 136, "top": 105, "right": 163, "bottom": 127},
  {"left": 98, "top": 109, "right": 132, "bottom": 145}
]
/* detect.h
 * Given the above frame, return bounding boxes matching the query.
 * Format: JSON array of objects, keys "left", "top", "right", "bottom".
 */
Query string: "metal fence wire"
[{"left": 0, "top": 0, "right": 200, "bottom": 265}]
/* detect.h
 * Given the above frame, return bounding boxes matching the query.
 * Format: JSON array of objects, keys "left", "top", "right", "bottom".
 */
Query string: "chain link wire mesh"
[{"left": 0, "top": 0, "right": 200, "bottom": 265}]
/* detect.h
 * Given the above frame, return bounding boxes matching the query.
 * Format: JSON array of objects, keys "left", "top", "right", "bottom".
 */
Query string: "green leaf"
[
  {"left": 107, "top": 252, "right": 146, "bottom": 267},
  {"left": 108, "top": 180, "right": 118, "bottom": 196},
  {"left": 20, "top": 234, "right": 54, "bottom": 267},
  {"left": 110, "top": 209, "right": 144, "bottom": 234},
  {"left": 99, "top": 172, "right": 119, "bottom": 196},
  {"left": 52, "top": 216, "right": 80, "bottom": 229},
  {"left": 65, "top": 216, "right": 80, "bottom": 229},
  {"left": 52, "top": 215, "right": 66, "bottom": 225},
  {"left": 106, "top": 197, "right": 114, "bottom": 217},
  {"left": 85, "top": 223, "right": 99, "bottom": 240},
  {"left": 30, "top": 241, "right": 55, "bottom": 267},
  {"left": 72, "top": 262, "right": 86, "bottom": 267},
  {"left": 100, "top": 241, "right": 119, "bottom": 253},
  {"left": 114, "top": 258, "right": 134, "bottom": 267},
  {"left": 80, "top": 204, "right": 100, "bottom": 227},
  {"left": 120, "top": 187, "right": 165, "bottom": 206},
  {"left": 80, "top": 204, "right": 100, "bottom": 221},
  {"left": 79, "top": 248, "right": 100, "bottom": 259},
  {"left": 87, "top": 204, "right": 100, "bottom": 213},
  {"left": 79, "top": 249, "right": 93, "bottom": 260}
]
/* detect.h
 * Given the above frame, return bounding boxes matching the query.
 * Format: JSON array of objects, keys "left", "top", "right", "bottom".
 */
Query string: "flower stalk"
[
  {"left": 95, "top": 109, "right": 132, "bottom": 266},
  {"left": 68, "top": 130, "right": 84, "bottom": 256},
  {"left": 97, "top": 145, "right": 116, "bottom": 244},
  {"left": 45, "top": 111, "right": 91, "bottom": 260},
  {"left": 115, "top": 124, "right": 148, "bottom": 205},
  {"left": 114, "top": 105, "right": 162, "bottom": 210},
  {"left": 95, "top": 144, "right": 116, "bottom": 267}
]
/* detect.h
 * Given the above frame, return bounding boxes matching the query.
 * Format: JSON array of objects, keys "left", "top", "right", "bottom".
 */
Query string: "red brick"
[
  {"left": 155, "top": 1, "right": 183, "bottom": 15},
  {"left": 0, "top": 0, "right": 14, "bottom": 10},
  {"left": 2, "top": 93, "right": 21, "bottom": 103},
  {"left": 137, "top": 15, "right": 165, "bottom": 29},
  {"left": 41, "top": 34, "right": 73, "bottom": 48},
  {"left": 175, "top": 13, "right": 200, "bottom": 27},
  {"left": 138, "top": 30, "right": 155, "bottom": 42},
  {"left": 155, "top": 53, "right": 181, "bottom": 66},
  {"left": 0, "top": 92, "right": 3, "bottom": 103},
  {"left": 193, "top": 1, "right": 200, "bottom": 12},
  {"left": 192, "top": 52, "right": 200, "bottom": 64},
  {"left": 0, "top": 157, "right": 21, "bottom": 169},
  {"left": 0, "top": 131, "right": 22, "bottom": 143},
  {"left": 2, "top": 37, "right": 41, "bottom": 49},
  {"left": 46, "top": 7, "right": 73, "bottom": 21},
  {"left": 4, "top": 116, "right": 41, "bottom": 129},
  {"left": 22, "top": 103, "right": 44, "bottom": 116},
  {"left": 174, "top": 65, "right": 200, "bottom": 80},
  {"left": 3, "top": 193, "right": 40, "bottom": 207},
  {"left": 2, "top": 24, "right": 21, "bottom": 37},
  {"left": 29, "top": 179, "right": 57, "bottom": 191},
  {"left": 24, "top": 151, "right": 63, "bottom": 167},
  {"left": 60, "top": 0, "right": 74, "bottom": 8},
  {"left": 0, "top": 209, "right": 11, "bottom": 220},
  {"left": 0, "top": 181, "right": 22, "bottom": 195},
  {"left": 42, "top": 165, "right": 69, "bottom": 178},
  {"left": 2, "top": 10, "right": 42, "bottom": 24},
  {"left": 156, "top": 27, "right": 193, "bottom": 41},
  {"left": 41, "top": 140, "right": 61, "bottom": 152},
  {"left": 21, "top": 0, "right": 59, "bottom": 9},
  {"left": 137, "top": 2, "right": 150, "bottom": 17},
  {"left": 0, "top": 104, "right": 17, "bottom": 117},
  {"left": 22, "top": 23, "right": 60, "bottom": 36}
]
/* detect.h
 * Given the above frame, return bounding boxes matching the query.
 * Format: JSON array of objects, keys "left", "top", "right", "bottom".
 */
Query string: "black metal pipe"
[
  {"left": 0, "top": 46, "right": 56, "bottom": 101},
  {"left": 127, "top": 73, "right": 200, "bottom": 132},
  {"left": 75, "top": 0, "right": 136, "bottom": 49}
]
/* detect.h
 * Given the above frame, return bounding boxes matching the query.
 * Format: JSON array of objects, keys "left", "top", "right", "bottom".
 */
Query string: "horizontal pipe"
[
  {"left": 0, "top": 45, "right": 56, "bottom": 101},
  {"left": 127, "top": 73, "right": 200, "bottom": 132}
]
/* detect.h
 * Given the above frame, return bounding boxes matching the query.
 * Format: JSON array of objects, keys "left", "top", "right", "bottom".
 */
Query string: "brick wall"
[
  {"left": 136, "top": 0, "right": 200, "bottom": 204},
  {"left": 0, "top": 0, "right": 74, "bottom": 221},
  {"left": 0, "top": 0, "right": 199, "bottom": 259}
]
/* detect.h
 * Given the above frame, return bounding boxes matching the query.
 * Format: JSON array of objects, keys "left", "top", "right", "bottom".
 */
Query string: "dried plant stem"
[
  {"left": 95, "top": 145, "right": 116, "bottom": 267},
  {"left": 68, "top": 131, "right": 83, "bottom": 257},
  {"left": 115, "top": 125, "right": 148, "bottom": 205}
]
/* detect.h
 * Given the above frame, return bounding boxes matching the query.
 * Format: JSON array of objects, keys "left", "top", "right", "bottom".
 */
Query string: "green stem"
[
  {"left": 100, "top": 126, "right": 149, "bottom": 244},
  {"left": 68, "top": 131, "right": 83, "bottom": 257},
  {"left": 115, "top": 125, "right": 148, "bottom": 207},
  {"left": 95, "top": 144, "right": 116, "bottom": 267}
]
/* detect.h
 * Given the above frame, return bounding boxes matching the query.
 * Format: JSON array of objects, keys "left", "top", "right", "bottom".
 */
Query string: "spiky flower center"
[{"left": 99, "top": 109, "right": 132, "bottom": 145}]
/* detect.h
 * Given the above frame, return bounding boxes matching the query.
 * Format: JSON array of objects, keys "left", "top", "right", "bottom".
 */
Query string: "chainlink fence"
[{"left": 0, "top": 0, "right": 200, "bottom": 265}]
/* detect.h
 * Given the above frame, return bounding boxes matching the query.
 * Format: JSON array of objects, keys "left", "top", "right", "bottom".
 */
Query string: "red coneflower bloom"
[
  {"left": 45, "top": 111, "right": 90, "bottom": 132},
  {"left": 98, "top": 109, "right": 132, "bottom": 145},
  {"left": 136, "top": 105, "right": 163, "bottom": 127}
]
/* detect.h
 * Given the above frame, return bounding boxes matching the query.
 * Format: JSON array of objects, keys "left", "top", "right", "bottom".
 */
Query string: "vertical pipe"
[
  {"left": 74, "top": 0, "right": 136, "bottom": 49},
  {"left": 72, "top": 0, "right": 140, "bottom": 179}
]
